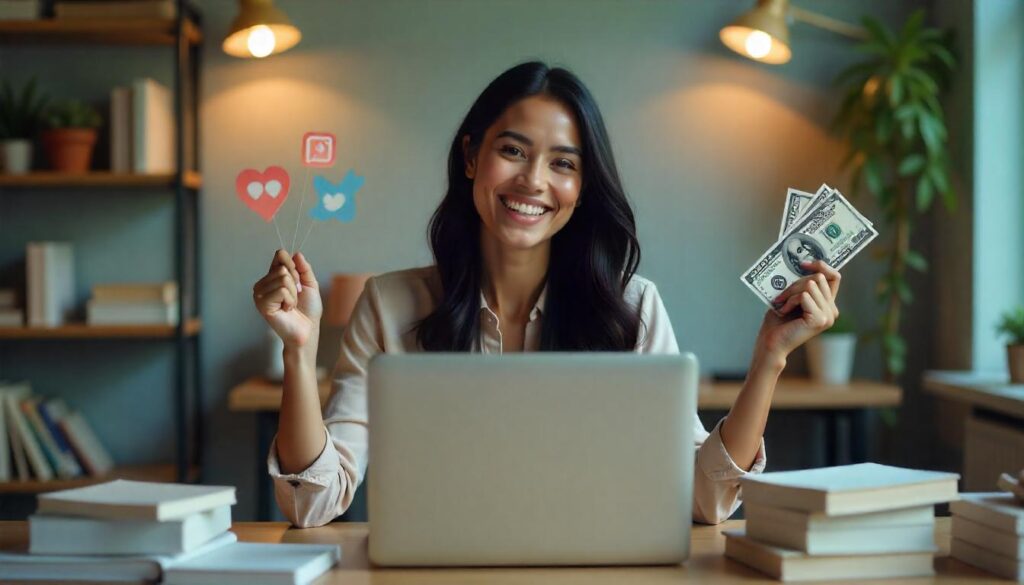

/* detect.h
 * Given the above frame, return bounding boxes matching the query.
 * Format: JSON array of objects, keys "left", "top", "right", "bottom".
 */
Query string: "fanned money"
[{"left": 742, "top": 185, "right": 878, "bottom": 309}]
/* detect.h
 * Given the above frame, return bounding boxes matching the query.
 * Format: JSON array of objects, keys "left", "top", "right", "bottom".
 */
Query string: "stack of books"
[
  {"left": 109, "top": 77, "right": 176, "bottom": 174},
  {"left": 86, "top": 281, "right": 178, "bottom": 326},
  {"left": 0, "top": 480, "right": 341, "bottom": 584},
  {"left": 950, "top": 492, "right": 1024, "bottom": 580},
  {"left": 0, "top": 381, "right": 113, "bottom": 482},
  {"left": 725, "top": 463, "right": 960, "bottom": 582},
  {"left": 0, "top": 287, "right": 23, "bottom": 326}
]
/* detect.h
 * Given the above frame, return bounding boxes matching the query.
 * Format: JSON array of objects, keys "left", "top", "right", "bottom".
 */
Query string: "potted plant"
[
  {"left": 832, "top": 11, "right": 956, "bottom": 381},
  {"left": 996, "top": 307, "right": 1024, "bottom": 384},
  {"left": 0, "top": 77, "right": 48, "bottom": 174},
  {"left": 41, "top": 99, "right": 102, "bottom": 173},
  {"left": 806, "top": 314, "right": 857, "bottom": 385}
]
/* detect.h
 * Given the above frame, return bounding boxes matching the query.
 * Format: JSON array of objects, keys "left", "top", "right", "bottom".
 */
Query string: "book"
[
  {"left": 5, "top": 389, "right": 29, "bottom": 480},
  {"left": 0, "top": 308, "right": 24, "bottom": 326},
  {"left": 0, "top": 0, "right": 40, "bottom": 20},
  {"left": 92, "top": 281, "right": 177, "bottom": 303},
  {"left": 738, "top": 463, "right": 960, "bottom": 516},
  {"left": 110, "top": 85, "right": 133, "bottom": 173},
  {"left": 953, "top": 515, "right": 1023, "bottom": 559},
  {"left": 164, "top": 542, "right": 341, "bottom": 585},
  {"left": 132, "top": 78, "right": 175, "bottom": 174},
  {"left": 26, "top": 242, "right": 76, "bottom": 328},
  {"left": 87, "top": 298, "right": 178, "bottom": 325},
  {"left": 2, "top": 384, "right": 52, "bottom": 481},
  {"left": 723, "top": 529, "right": 935, "bottom": 582},
  {"left": 743, "top": 501, "right": 934, "bottom": 531},
  {"left": 0, "top": 385, "right": 11, "bottom": 481},
  {"left": 58, "top": 410, "right": 114, "bottom": 476},
  {"left": 21, "top": 398, "right": 71, "bottom": 478},
  {"left": 30, "top": 504, "right": 232, "bottom": 555},
  {"left": 951, "top": 537, "right": 1024, "bottom": 581},
  {"left": 38, "top": 479, "right": 237, "bottom": 521},
  {"left": 36, "top": 398, "right": 85, "bottom": 477},
  {"left": 54, "top": 0, "right": 175, "bottom": 19},
  {"left": 950, "top": 492, "right": 1024, "bottom": 534},
  {"left": 0, "top": 530, "right": 235, "bottom": 583},
  {"left": 746, "top": 518, "right": 936, "bottom": 555}
]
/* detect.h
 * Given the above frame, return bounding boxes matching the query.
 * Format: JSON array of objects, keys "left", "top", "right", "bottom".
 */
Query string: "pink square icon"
[{"left": 302, "top": 132, "right": 337, "bottom": 167}]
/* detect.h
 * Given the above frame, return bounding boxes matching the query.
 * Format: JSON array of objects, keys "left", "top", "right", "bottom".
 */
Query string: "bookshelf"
[{"left": 0, "top": 1, "right": 205, "bottom": 496}]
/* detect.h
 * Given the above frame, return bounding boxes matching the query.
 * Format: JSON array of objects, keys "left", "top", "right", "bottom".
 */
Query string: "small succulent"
[
  {"left": 45, "top": 99, "right": 102, "bottom": 130},
  {"left": 996, "top": 307, "right": 1024, "bottom": 346},
  {"left": 0, "top": 77, "right": 49, "bottom": 139}
]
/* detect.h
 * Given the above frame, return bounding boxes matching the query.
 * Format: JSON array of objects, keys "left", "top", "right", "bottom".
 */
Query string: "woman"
[{"left": 252, "top": 62, "right": 841, "bottom": 528}]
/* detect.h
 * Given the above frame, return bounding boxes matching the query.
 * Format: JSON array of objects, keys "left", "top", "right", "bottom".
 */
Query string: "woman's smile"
[{"left": 498, "top": 194, "right": 554, "bottom": 225}]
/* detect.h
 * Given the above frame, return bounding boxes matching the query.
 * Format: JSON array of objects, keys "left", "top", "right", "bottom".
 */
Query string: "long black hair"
[{"left": 416, "top": 61, "right": 642, "bottom": 351}]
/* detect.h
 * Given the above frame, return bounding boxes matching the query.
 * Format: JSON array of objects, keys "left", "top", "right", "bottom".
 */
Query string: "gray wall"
[{"left": 1, "top": 0, "right": 930, "bottom": 520}]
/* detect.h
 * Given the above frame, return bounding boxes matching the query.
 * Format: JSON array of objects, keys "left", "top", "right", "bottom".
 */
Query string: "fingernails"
[{"left": 296, "top": 282, "right": 303, "bottom": 294}]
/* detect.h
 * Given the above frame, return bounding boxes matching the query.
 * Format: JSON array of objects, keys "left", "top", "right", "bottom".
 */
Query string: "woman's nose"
[{"left": 519, "top": 161, "right": 545, "bottom": 192}]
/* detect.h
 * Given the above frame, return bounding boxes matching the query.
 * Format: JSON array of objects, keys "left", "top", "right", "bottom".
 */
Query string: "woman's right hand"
[{"left": 253, "top": 249, "right": 323, "bottom": 349}]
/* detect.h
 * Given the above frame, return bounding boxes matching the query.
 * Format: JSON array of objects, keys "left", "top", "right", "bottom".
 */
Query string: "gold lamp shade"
[
  {"left": 223, "top": 0, "right": 301, "bottom": 59},
  {"left": 719, "top": 0, "right": 792, "bottom": 65}
]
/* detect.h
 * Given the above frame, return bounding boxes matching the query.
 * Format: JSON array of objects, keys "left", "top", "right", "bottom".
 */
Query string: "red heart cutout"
[{"left": 235, "top": 166, "right": 291, "bottom": 222}]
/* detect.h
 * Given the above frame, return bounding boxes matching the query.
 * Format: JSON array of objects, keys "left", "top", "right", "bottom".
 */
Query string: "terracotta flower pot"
[
  {"left": 1008, "top": 344, "right": 1024, "bottom": 384},
  {"left": 42, "top": 128, "right": 97, "bottom": 173}
]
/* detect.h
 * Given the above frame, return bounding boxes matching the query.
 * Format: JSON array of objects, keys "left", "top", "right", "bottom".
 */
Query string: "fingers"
[
  {"left": 253, "top": 266, "right": 298, "bottom": 308},
  {"left": 804, "top": 259, "right": 841, "bottom": 297},
  {"left": 271, "top": 249, "right": 303, "bottom": 294},
  {"left": 292, "top": 252, "right": 319, "bottom": 289}
]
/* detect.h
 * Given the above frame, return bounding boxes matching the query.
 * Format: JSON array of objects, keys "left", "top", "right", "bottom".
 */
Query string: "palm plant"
[
  {"left": 0, "top": 77, "right": 49, "bottom": 140},
  {"left": 832, "top": 10, "right": 956, "bottom": 379}
]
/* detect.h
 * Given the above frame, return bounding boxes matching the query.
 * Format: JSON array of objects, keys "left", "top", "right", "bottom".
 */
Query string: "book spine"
[
  {"left": 21, "top": 400, "right": 66, "bottom": 477},
  {"left": 38, "top": 400, "right": 84, "bottom": 477},
  {"left": 6, "top": 394, "right": 53, "bottom": 481}
]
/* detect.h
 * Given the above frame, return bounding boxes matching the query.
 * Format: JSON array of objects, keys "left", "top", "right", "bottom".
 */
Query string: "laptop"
[{"left": 366, "top": 352, "right": 698, "bottom": 567}]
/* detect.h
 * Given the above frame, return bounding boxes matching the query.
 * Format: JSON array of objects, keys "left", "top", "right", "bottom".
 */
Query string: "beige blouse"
[{"left": 267, "top": 266, "right": 766, "bottom": 528}]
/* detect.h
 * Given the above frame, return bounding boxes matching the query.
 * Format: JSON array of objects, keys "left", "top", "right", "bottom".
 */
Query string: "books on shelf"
[
  {"left": 38, "top": 478, "right": 237, "bottom": 521},
  {"left": 2, "top": 383, "right": 52, "bottom": 481},
  {"left": 54, "top": 0, "right": 176, "bottom": 19},
  {"left": 26, "top": 242, "right": 76, "bottom": 328},
  {"left": 58, "top": 407, "right": 114, "bottom": 475},
  {"left": 87, "top": 281, "right": 179, "bottom": 325},
  {"left": 133, "top": 77, "right": 175, "bottom": 174},
  {"left": 110, "top": 85, "right": 133, "bottom": 173},
  {"left": 8, "top": 479, "right": 339, "bottom": 583},
  {"left": 30, "top": 504, "right": 232, "bottom": 555},
  {"left": 0, "top": 0, "right": 40, "bottom": 20},
  {"left": 739, "top": 462, "right": 959, "bottom": 515},
  {"left": 723, "top": 529, "right": 935, "bottom": 582},
  {"left": 949, "top": 492, "right": 1024, "bottom": 580},
  {"left": 725, "top": 463, "right": 958, "bottom": 581}
]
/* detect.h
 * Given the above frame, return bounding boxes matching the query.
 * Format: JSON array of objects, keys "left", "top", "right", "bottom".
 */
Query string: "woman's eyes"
[{"left": 499, "top": 145, "right": 578, "bottom": 171}]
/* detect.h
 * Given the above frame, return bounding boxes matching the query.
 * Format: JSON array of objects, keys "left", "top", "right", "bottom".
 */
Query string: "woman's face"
[{"left": 464, "top": 95, "right": 583, "bottom": 252}]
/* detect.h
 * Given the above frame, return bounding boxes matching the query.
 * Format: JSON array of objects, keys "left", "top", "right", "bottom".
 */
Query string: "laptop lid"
[{"left": 367, "top": 352, "right": 698, "bottom": 567}]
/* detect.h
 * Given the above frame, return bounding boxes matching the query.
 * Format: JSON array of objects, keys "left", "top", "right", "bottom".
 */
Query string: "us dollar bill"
[
  {"left": 744, "top": 188, "right": 879, "bottom": 309},
  {"left": 778, "top": 186, "right": 822, "bottom": 238}
]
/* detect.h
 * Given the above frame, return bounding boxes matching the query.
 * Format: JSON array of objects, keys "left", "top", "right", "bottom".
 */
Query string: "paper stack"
[
  {"left": 949, "top": 492, "right": 1024, "bottom": 580},
  {"left": 725, "top": 463, "right": 960, "bottom": 582},
  {"left": 0, "top": 479, "right": 341, "bottom": 584}
]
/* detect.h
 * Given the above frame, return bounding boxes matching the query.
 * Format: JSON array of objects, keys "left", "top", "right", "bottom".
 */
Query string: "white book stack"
[
  {"left": 86, "top": 281, "right": 178, "bottom": 326},
  {"left": 949, "top": 492, "right": 1024, "bottom": 580},
  {"left": 725, "top": 463, "right": 960, "bottom": 582},
  {"left": 1, "top": 479, "right": 341, "bottom": 584}
]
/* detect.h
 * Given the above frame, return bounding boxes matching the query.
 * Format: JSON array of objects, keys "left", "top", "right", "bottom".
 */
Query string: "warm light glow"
[
  {"left": 744, "top": 30, "right": 773, "bottom": 59},
  {"left": 247, "top": 25, "right": 276, "bottom": 58}
]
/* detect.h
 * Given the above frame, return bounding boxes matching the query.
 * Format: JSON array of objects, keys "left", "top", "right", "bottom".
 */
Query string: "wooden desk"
[
  {"left": 0, "top": 518, "right": 1004, "bottom": 584},
  {"left": 230, "top": 377, "right": 902, "bottom": 521}
]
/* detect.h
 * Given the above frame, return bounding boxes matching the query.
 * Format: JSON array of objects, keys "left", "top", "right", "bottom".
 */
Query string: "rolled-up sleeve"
[
  {"left": 633, "top": 279, "right": 767, "bottom": 525},
  {"left": 266, "top": 277, "right": 383, "bottom": 528}
]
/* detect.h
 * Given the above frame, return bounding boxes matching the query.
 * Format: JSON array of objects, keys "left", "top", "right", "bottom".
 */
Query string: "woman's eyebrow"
[{"left": 497, "top": 130, "right": 582, "bottom": 157}]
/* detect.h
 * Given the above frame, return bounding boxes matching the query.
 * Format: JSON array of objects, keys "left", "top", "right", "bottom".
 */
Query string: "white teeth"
[{"left": 500, "top": 196, "right": 548, "bottom": 216}]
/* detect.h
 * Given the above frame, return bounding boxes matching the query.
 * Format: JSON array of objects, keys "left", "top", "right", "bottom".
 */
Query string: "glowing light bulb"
[
  {"left": 247, "top": 25, "right": 276, "bottom": 58},
  {"left": 744, "top": 30, "right": 773, "bottom": 59}
]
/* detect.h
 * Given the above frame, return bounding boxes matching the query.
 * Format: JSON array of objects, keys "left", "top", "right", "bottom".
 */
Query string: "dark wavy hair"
[{"left": 416, "top": 61, "right": 642, "bottom": 351}]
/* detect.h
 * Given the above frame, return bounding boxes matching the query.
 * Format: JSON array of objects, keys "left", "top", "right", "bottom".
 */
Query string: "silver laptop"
[{"left": 367, "top": 352, "right": 698, "bottom": 567}]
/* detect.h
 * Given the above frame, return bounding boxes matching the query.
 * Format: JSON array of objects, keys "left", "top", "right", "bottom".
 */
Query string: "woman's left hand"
[{"left": 754, "top": 259, "right": 842, "bottom": 363}]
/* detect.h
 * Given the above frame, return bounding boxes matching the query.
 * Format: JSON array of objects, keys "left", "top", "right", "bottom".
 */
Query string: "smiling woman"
[{"left": 251, "top": 61, "right": 844, "bottom": 529}]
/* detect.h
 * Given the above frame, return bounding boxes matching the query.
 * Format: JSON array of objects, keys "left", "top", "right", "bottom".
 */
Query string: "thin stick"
[
  {"left": 291, "top": 165, "right": 313, "bottom": 252},
  {"left": 272, "top": 216, "right": 286, "bottom": 251},
  {"left": 297, "top": 219, "right": 318, "bottom": 253}
]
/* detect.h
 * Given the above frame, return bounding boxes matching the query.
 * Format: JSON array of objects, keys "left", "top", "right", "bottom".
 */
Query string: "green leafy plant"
[
  {"left": 832, "top": 10, "right": 956, "bottom": 380},
  {"left": 996, "top": 307, "right": 1024, "bottom": 346},
  {"left": 0, "top": 77, "right": 49, "bottom": 140},
  {"left": 45, "top": 99, "right": 101, "bottom": 130},
  {"left": 823, "top": 313, "right": 856, "bottom": 335}
]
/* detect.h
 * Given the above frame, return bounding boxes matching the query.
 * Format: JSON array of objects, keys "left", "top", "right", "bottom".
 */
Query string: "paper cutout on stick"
[
  {"left": 309, "top": 170, "right": 364, "bottom": 223},
  {"left": 302, "top": 131, "right": 337, "bottom": 168},
  {"left": 236, "top": 166, "right": 291, "bottom": 222}
]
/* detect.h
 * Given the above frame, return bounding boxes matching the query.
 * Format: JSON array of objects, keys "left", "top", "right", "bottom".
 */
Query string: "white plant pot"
[
  {"left": 1, "top": 139, "right": 32, "bottom": 174},
  {"left": 806, "top": 333, "right": 857, "bottom": 385}
]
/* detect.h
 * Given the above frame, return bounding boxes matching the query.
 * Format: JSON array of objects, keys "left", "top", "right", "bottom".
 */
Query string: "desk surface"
[
  {"left": 924, "top": 370, "right": 1024, "bottom": 419},
  {"left": 0, "top": 518, "right": 1002, "bottom": 584},
  {"left": 229, "top": 377, "right": 902, "bottom": 412}
]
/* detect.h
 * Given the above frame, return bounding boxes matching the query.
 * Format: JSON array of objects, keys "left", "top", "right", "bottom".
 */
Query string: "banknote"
[
  {"left": 743, "top": 188, "right": 879, "bottom": 309},
  {"left": 778, "top": 186, "right": 821, "bottom": 238}
]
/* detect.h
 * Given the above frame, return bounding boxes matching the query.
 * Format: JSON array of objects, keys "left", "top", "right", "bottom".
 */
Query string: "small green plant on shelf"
[
  {"left": 0, "top": 77, "right": 49, "bottom": 139},
  {"left": 42, "top": 99, "right": 102, "bottom": 173},
  {"left": 45, "top": 99, "right": 102, "bottom": 130},
  {"left": 823, "top": 313, "right": 856, "bottom": 335},
  {"left": 996, "top": 307, "right": 1024, "bottom": 346}
]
